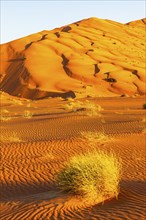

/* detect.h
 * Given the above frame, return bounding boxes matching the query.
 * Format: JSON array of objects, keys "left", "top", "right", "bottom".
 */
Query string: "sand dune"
[
  {"left": 0, "top": 17, "right": 145, "bottom": 99},
  {"left": 0, "top": 17, "right": 146, "bottom": 220},
  {"left": 0, "top": 94, "right": 146, "bottom": 219}
]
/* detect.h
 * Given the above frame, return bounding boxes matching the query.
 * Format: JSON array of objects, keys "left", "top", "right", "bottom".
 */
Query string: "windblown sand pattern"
[
  {"left": 0, "top": 17, "right": 145, "bottom": 219},
  {"left": 0, "top": 17, "right": 146, "bottom": 99},
  {"left": 0, "top": 93, "right": 145, "bottom": 219}
]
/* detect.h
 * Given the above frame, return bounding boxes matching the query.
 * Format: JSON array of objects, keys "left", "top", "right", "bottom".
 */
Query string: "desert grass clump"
[
  {"left": 1, "top": 109, "right": 11, "bottom": 121},
  {"left": 57, "top": 150, "right": 121, "bottom": 201},
  {"left": 143, "top": 103, "right": 146, "bottom": 109},
  {"left": 13, "top": 99, "right": 23, "bottom": 105},
  {"left": 23, "top": 110, "right": 33, "bottom": 119},
  {"left": 83, "top": 101, "right": 103, "bottom": 117},
  {"left": 63, "top": 100, "right": 103, "bottom": 116},
  {"left": 81, "top": 131, "right": 113, "bottom": 146},
  {"left": 0, "top": 132, "right": 23, "bottom": 143},
  {"left": 63, "top": 100, "right": 83, "bottom": 112},
  {"left": 0, "top": 116, "right": 12, "bottom": 122}
]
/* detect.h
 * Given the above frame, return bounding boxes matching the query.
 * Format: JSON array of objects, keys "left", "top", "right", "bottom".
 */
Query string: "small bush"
[
  {"left": 57, "top": 150, "right": 121, "bottom": 202},
  {"left": 1, "top": 132, "right": 23, "bottom": 143},
  {"left": 63, "top": 100, "right": 103, "bottom": 116},
  {"left": 143, "top": 104, "right": 146, "bottom": 109},
  {"left": 64, "top": 100, "right": 83, "bottom": 112},
  {"left": 0, "top": 116, "right": 12, "bottom": 122},
  {"left": 23, "top": 110, "right": 33, "bottom": 119},
  {"left": 81, "top": 131, "right": 113, "bottom": 147}
]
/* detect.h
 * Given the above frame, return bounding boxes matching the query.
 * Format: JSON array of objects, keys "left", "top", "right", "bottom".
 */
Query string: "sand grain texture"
[
  {"left": 0, "top": 94, "right": 146, "bottom": 219},
  {"left": 0, "top": 17, "right": 145, "bottom": 99},
  {"left": 0, "top": 17, "right": 146, "bottom": 220}
]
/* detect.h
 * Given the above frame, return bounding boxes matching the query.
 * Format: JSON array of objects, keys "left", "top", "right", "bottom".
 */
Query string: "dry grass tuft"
[
  {"left": 81, "top": 131, "right": 113, "bottom": 146},
  {"left": 1, "top": 132, "right": 23, "bottom": 143},
  {"left": 57, "top": 150, "right": 122, "bottom": 201},
  {"left": 23, "top": 110, "right": 33, "bottom": 119},
  {"left": 1, "top": 109, "right": 12, "bottom": 121},
  {"left": 64, "top": 100, "right": 103, "bottom": 116},
  {"left": 0, "top": 116, "right": 12, "bottom": 122},
  {"left": 64, "top": 100, "right": 83, "bottom": 112},
  {"left": 13, "top": 99, "right": 23, "bottom": 105}
]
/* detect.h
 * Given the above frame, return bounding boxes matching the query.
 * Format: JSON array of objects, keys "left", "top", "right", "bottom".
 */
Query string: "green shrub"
[
  {"left": 143, "top": 103, "right": 146, "bottom": 109},
  {"left": 56, "top": 150, "right": 122, "bottom": 202}
]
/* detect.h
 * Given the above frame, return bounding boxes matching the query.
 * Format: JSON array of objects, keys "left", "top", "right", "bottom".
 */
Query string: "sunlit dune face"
[{"left": 0, "top": 17, "right": 145, "bottom": 99}]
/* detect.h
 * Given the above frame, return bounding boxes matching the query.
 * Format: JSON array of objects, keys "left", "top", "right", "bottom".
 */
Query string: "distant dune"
[{"left": 0, "top": 17, "right": 145, "bottom": 99}]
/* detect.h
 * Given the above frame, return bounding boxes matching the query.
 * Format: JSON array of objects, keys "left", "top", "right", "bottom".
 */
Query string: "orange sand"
[
  {"left": 0, "top": 93, "right": 145, "bottom": 219},
  {"left": 0, "top": 17, "right": 146, "bottom": 219},
  {"left": 0, "top": 17, "right": 146, "bottom": 99}
]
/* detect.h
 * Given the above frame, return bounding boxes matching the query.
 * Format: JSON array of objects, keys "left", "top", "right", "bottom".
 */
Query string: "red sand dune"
[
  {"left": 0, "top": 17, "right": 146, "bottom": 99},
  {"left": 0, "top": 17, "right": 146, "bottom": 220}
]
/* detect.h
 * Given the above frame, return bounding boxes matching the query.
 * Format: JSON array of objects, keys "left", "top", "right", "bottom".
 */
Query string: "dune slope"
[
  {"left": 0, "top": 17, "right": 146, "bottom": 99},
  {"left": 0, "top": 95, "right": 146, "bottom": 219}
]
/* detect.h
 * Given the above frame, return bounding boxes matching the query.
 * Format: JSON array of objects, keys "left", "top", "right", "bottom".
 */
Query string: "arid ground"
[
  {"left": 0, "top": 17, "right": 146, "bottom": 219},
  {"left": 0, "top": 93, "right": 145, "bottom": 220}
]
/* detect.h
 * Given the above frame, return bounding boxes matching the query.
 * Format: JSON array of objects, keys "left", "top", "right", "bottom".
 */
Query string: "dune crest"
[{"left": 0, "top": 17, "right": 145, "bottom": 99}]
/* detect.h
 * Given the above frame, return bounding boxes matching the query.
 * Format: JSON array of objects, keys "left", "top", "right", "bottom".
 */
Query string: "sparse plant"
[
  {"left": 1, "top": 109, "right": 11, "bottom": 121},
  {"left": 83, "top": 101, "right": 103, "bottom": 117},
  {"left": 143, "top": 104, "right": 146, "bottom": 109},
  {"left": 81, "top": 131, "right": 113, "bottom": 146},
  {"left": 67, "top": 98, "right": 75, "bottom": 102},
  {"left": 0, "top": 116, "right": 12, "bottom": 122},
  {"left": 63, "top": 100, "right": 103, "bottom": 116},
  {"left": 13, "top": 99, "right": 23, "bottom": 105},
  {"left": 1, "top": 132, "right": 23, "bottom": 143},
  {"left": 56, "top": 150, "right": 121, "bottom": 202},
  {"left": 63, "top": 100, "right": 83, "bottom": 112},
  {"left": 23, "top": 110, "right": 33, "bottom": 118}
]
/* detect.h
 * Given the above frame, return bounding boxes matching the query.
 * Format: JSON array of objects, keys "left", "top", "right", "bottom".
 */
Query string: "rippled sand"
[
  {"left": 1, "top": 18, "right": 145, "bottom": 99},
  {"left": 0, "top": 94, "right": 145, "bottom": 219}
]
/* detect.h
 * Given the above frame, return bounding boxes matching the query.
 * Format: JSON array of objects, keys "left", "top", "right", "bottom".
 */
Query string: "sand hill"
[{"left": 0, "top": 17, "right": 146, "bottom": 99}]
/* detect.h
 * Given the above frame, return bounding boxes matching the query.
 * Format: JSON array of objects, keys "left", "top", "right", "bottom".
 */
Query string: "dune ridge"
[{"left": 0, "top": 17, "right": 145, "bottom": 99}]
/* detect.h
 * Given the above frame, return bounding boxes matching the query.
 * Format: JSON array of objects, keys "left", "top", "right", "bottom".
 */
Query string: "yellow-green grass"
[
  {"left": 81, "top": 131, "right": 113, "bottom": 146},
  {"left": 0, "top": 132, "right": 23, "bottom": 143},
  {"left": 57, "top": 150, "right": 122, "bottom": 202},
  {"left": 63, "top": 100, "right": 103, "bottom": 116},
  {"left": 0, "top": 116, "right": 12, "bottom": 122},
  {"left": 23, "top": 110, "right": 33, "bottom": 119}
]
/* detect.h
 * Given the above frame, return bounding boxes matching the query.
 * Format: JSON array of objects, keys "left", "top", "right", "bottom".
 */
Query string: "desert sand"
[
  {"left": 0, "top": 17, "right": 146, "bottom": 220},
  {"left": 0, "top": 93, "right": 146, "bottom": 219},
  {"left": 0, "top": 17, "right": 146, "bottom": 99}
]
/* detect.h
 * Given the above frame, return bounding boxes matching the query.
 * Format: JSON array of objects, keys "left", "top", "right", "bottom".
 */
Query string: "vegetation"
[
  {"left": 63, "top": 100, "right": 103, "bottom": 116},
  {"left": 57, "top": 150, "right": 122, "bottom": 201},
  {"left": 1, "top": 116, "right": 12, "bottom": 122},
  {"left": 143, "top": 103, "right": 146, "bottom": 109},
  {"left": 1, "top": 132, "right": 23, "bottom": 143},
  {"left": 81, "top": 131, "right": 113, "bottom": 146},
  {"left": 1, "top": 109, "right": 11, "bottom": 121},
  {"left": 23, "top": 110, "right": 33, "bottom": 119}
]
